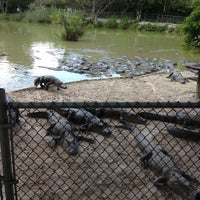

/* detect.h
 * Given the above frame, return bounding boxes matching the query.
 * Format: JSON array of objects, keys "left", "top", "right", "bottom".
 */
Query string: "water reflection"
[
  {"left": 31, "top": 42, "right": 64, "bottom": 68},
  {"left": 0, "top": 61, "right": 33, "bottom": 90}
]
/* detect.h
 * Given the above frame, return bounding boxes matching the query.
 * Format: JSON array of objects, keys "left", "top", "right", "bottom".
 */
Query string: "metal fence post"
[{"left": 0, "top": 88, "right": 15, "bottom": 200}]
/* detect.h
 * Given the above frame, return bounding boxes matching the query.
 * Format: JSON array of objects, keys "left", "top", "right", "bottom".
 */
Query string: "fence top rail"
[{"left": 5, "top": 101, "right": 200, "bottom": 109}]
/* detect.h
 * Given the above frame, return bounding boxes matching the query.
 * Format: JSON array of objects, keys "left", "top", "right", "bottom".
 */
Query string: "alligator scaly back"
[
  {"left": 119, "top": 121, "right": 200, "bottom": 200},
  {"left": 52, "top": 108, "right": 112, "bottom": 136},
  {"left": 27, "top": 111, "right": 79, "bottom": 155}
]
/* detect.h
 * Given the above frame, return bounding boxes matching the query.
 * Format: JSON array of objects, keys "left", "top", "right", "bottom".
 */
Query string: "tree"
[
  {"left": 34, "top": 0, "right": 70, "bottom": 7},
  {"left": 0, "top": 0, "right": 7, "bottom": 12},
  {"left": 2, "top": 0, "right": 34, "bottom": 12},
  {"left": 182, "top": 6, "right": 200, "bottom": 48},
  {"left": 73, "top": 0, "right": 117, "bottom": 22},
  {"left": 123, "top": 0, "right": 157, "bottom": 21}
]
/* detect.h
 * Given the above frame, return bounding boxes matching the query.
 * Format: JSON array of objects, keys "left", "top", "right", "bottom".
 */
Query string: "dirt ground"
[
  {"left": 6, "top": 71, "right": 200, "bottom": 200},
  {"left": 8, "top": 71, "right": 198, "bottom": 102}
]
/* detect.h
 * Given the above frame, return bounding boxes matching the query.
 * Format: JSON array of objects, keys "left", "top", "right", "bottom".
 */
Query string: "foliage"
[
  {"left": 0, "top": 13, "right": 25, "bottom": 21},
  {"left": 24, "top": 3, "right": 52, "bottom": 23},
  {"left": 104, "top": 17, "right": 118, "bottom": 29},
  {"left": 118, "top": 16, "right": 130, "bottom": 29},
  {"left": 34, "top": 0, "right": 70, "bottom": 8},
  {"left": 57, "top": 12, "right": 85, "bottom": 41},
  {"left": 156, "top": 25, "right": 168, "bottom": 32},
  {"left": 182, "top": 6, "right": 200, "bottom": 48},
  {"left": 95, "top": 21, "right": 104, "bottom": 28},
  {"left": 134, "top": 23, "right": 168, "bottom": 32},
  {"left": 73, "top": 0, "right": 117, "bottom": 23},
  {"left": 7, "top": 0, "right": 34, "bottom": 10},
  {"left": 167, "top": 27, "right": 175, "bottom": 33},
  {"left": 0, "top": 13, "right": 9, "bottom": 20},
  {"left": 129, "top": 22, "right": 139, "bottom": 30}
]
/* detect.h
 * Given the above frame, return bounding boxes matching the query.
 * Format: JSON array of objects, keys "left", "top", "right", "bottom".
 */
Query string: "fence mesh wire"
[{"left": 2, "top": 102, "right": 200, "bottom": 199}]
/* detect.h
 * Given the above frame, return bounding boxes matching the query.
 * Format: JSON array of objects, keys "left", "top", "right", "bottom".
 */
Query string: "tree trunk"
[
  {"left": 136, "top": 8, "right": 142, "bottom": 21},
  {"left": 91, "top": 0, "right": 97, "bottom": 24}
]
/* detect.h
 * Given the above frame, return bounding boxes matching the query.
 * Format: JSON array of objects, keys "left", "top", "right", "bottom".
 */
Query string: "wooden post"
[
  {"left": 185, "top": 63, "right": 200, "bottom": 99},
  {"left": 0, "top": 88, "right": 15, "bottom": 200},
  {"left": 196, "top": 71, "right": 200, "bottom": 99}
]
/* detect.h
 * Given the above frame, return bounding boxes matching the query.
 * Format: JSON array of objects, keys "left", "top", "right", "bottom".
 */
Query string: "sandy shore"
[{"left": 8, "top": 71, "right": 198, "bottom": 102}]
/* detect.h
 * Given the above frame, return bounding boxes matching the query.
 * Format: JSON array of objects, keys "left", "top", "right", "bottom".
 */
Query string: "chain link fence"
[
  {"left": 91, "top": 12, "right": 185, "bottom": 24},
  {"left": 0, "top": 95, "right": 200, "bottom": 199}
]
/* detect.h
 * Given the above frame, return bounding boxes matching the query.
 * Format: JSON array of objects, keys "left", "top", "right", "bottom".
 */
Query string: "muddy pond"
[{"left": 0, "top": 21, "right": 199, "bottom": 91}]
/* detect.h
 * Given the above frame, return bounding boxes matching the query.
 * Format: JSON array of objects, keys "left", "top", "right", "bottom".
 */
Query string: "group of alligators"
[{"left": 4, "top": 75, "right": 200, "bottom": 200}]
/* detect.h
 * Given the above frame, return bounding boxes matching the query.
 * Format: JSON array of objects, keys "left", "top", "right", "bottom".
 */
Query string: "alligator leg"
[
  {"left": 140, "top": 151, "right": 152, "bottom": 168},
  {"left": 40, "top": 81, "right": 45, "bottom": 88},
  {"left": 67, "top": 111, "right": 76, "bottom": 121},
  {"left": 160, "top": 148, "right": 170, "bottom": 156},
  {"left": 62, "top": 132, "right": 79, "bottom": 155},
  {"left": 79, "top": 123, "right": 91, "bottom": 132},
  {"left": 154, "top": 176, "right": 172, "bottom": 197},
  {"left": 46, "top": 123, "right": 56, "bottom": 135},
  {"left": 49, "top": 138, "right": 60, "bottom": 149},
  {"left": 178, "top": 170, "right": 200, "bottom": 184},
  {"left": 46, "top": 123, "right": 63, "bottom": 149},
  {"left": 45, "top": 81, "right": 53, "bottom": 90}
]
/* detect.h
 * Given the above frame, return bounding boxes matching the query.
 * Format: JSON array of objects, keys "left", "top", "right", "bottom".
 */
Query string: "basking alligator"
[
  {"left": 167, "top": 72, "right": 189, "bottom": 84},
  {"left": 119, "top": 121, "right": 200, "bottom": 199},
  {"left": 138, "top": 112, "right": 200, "bottom": 128},
  {"left": 34, "top": 75, "right": 67, "bottom": 90},
  {"left": 53, "top": 108, "right": 111, "bottom": 136},
  {"left": 166, "top": 125, "right": 200, "bottom": 141},
  {"left": 27, "top": 111, "right": 94, "bottom": 155},
  {"left": 86, "top": 108, "right": 147, "bottom": 124}
]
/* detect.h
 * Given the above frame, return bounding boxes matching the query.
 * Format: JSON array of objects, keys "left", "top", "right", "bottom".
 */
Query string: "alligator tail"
[
  {"left": 76, "top": 136, "right": 95, "bottom": 144},
  {"left": 51, "top": 108, "right": 65, "bottom": 116},
  {"left": 166, "top": 125, "right": 200, "bottom": 141},
  {"left": 27, "top": 111, "right": 50, "bottom": 119}
]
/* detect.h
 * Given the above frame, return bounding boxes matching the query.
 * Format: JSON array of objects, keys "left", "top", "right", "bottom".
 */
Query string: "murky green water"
[{"left": 0, "top": 21, "right": 199, "bottom": 90}]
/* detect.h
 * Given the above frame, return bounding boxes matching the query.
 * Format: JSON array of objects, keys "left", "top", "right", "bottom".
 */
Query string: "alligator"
[
  {"left": 119, "top": 121, "right": 200, "bottom": 199},
  {"left": 52, "top": 108, "right": 111, "bottom": 136},
  {"left": 167, "top": 71, "right": 189, "bottom": 84},
  {"left": 6, "top": 95, "right": 19, "bottom": 124},
  {"left": 27, "top": 111, "right": 94, "bottom": 155},
  {"left": 166, "top": 125, "right": 200, "bottom": 141},
  {"left": 86, "top": 108, "right": 147, "bottom": 124},
  {"left": 34, "top": 75, "right": 67, "bottom": 90},
  {"left": 138, "top": 112, "right": 200, "bottom": 128}
]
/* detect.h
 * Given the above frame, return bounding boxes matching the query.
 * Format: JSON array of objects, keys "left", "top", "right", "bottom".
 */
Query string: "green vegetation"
[
  {"left": 104, "top": 17, "right": 118, "bottom": 29},
  {"left": 182, "top": 6, "right": 200, "bottom": 49},
  {"left": 87, "top": 18, "right": 177, "bottom": 33},
  {"left": 118, "top": 16, "right": 130, "bottom": 30},
  {"left": 24, "top": 4, "right": 85, "bottom": 41},
  {"left": 57, "top": 12, "right": 85, "bottom": 41},
  {"left": 131, "top": 23, "right": 168, "bottom": 32},
  {"left": 25, "top": 3, "right": 51, "bottom": 23}
]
